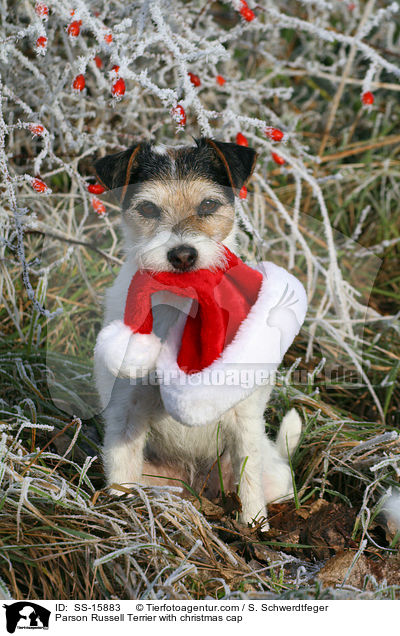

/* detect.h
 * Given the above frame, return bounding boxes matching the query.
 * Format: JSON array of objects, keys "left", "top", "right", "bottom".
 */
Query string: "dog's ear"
[
  {"left": 197, "top": 138, "right": 258, "bottom": 191},
  {"left": 93, "top": 144, "right": 141, "bottom": 200}
]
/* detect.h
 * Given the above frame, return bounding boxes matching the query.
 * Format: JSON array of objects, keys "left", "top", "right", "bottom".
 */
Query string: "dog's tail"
[{"left": 276, "top": 408, "right": 302, "bottom": 459}]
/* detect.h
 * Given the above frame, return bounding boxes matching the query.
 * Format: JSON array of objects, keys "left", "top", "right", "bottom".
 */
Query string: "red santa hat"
[{"left": 95, "top": 247, "right": 307, "bottom": 426}]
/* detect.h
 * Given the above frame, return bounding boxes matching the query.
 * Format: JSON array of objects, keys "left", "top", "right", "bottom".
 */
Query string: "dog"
[{"left": 93, "top": 138, "right": 302, "bottom": 529}]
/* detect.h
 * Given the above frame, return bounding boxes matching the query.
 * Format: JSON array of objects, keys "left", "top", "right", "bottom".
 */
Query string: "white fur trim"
[
  {"left": 95, "top": 320, "right": 161, "bottom": 378},
  {"left": 157, "top": 262, "right": 307, "bottom": 427}
]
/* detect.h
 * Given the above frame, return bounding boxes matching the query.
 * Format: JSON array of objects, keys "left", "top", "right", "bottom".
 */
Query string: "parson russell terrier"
[{"left": 93, "top": 138, "right": 307, "bottom": 530}]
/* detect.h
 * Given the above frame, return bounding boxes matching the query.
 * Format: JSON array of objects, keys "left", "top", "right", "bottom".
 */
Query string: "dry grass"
[{"left": 1, "top": 0, "right": 400, "bottom": 601}]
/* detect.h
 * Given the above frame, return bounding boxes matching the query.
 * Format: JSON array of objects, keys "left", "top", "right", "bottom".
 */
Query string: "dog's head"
[{"left": 94, "top": 138, "right": 257, "bottom": 272}]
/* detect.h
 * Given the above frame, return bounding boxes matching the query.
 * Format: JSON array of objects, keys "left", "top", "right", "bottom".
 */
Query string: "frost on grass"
[
  {"left": 0, "top": 0, "right": 400, "bottom": 599},
  {"left": 1, "top": 1, "right": 399, "bottom": 401}
]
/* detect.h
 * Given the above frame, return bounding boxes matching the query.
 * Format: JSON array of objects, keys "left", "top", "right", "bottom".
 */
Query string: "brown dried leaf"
[
  {"left": 188, "top": 495, "right": 224, "bottom": 520},
  {"left": 299, "top": 503, "right": 357, "bottom": 560},
  {"left": 252, "top": 542, "right": 283, "bottom": 563},
  {"left": 222, "top": 491, "right": 242, "bottom": 516},
  {"left": 297, "top": 499, "right": 328, "bottom": 520},
  {"left": 317, "top": 550, "right": 370, "bottom": 588},
  {"left": 318, "top": 551, "right": 400, "bottom": 589}
]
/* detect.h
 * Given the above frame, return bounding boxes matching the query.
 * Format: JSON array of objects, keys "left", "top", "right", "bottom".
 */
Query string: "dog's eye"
[
  {"left": 197, "top": 199, "right": 221, "bottom": 217},
  {"left": 136, "top": 201, "right": 161, "bottom": 219}
]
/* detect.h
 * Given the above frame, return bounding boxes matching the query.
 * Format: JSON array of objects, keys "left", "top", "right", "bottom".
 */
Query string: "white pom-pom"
[{"left": 95, "top": 320, "right": 161, "bottom": 378}]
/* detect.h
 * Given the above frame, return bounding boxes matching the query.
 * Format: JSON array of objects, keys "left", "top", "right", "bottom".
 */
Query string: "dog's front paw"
[
  {"left": 95, "top": 320, "right": 161, "bottom": 378},
  {"left": 263, "top": 462, "right": 295, "bottom": 504},
  {"left": 243, "top": 515, "right": 270, "bottom": 532},
  {"left": 257, "top": 518, "right": 270, "bottom": 532},
  {"left": 240, "top": 503, "right": 269, "bottom": 532}
]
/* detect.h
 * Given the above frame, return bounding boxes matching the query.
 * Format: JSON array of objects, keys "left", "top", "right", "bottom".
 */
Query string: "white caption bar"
[{"left": 1, "top": 600, "right": 395, "bottom": 635}]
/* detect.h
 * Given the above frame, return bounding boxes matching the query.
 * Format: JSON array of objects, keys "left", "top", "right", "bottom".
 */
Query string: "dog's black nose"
[{"left": 167, "top": 244, "right": 198, "bottom": 271}]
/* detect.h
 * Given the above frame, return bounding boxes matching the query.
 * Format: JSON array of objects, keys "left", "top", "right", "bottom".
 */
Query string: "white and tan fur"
[{"left": 93, "top": 139, "right": 302, "bottom": 529}]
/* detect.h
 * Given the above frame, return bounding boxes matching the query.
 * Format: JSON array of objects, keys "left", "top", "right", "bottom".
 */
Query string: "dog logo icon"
[{"left": 3, "top": 602, "right": 50, "bottom": 634}]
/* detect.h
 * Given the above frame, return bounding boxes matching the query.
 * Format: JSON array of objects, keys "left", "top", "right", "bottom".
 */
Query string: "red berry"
[
  {"left": 172, "top": 104, "right": 186, "bottom": 126},
  {"left": 271, "top": 152, "right": 285, "bottom": 165},
  {"left": 112, "top": 77, "right": 126, "bottom": 97},
  {"left": 94, "top": 55, "right": 103, "bottom": 68},
  {"left": 73, "top": 74, "right": 85, "bottom": 91},
  {"left": 88, "top": 183, "right": 105, "bottom": 194},
  {"left": 35, "top": 3, "right": 48, "bottom": 18},
  {"left": 70, "top": 9, "right": 75, "bottom": 16},
  {"left": 239, "top": 1, "right": 255, "bottom": 21},
  {"left": 216, "top": 75, "right": 226, "bottom": 86},
  {"left": 236, "top": 132, "right": 248, "bottom": 147},
  {"left": 188, "top": 72, "right": 201, "bottom": 87},
  {"left": 348, "top": 2, "right": 356, "bottom": 9},
  {"left": 239, "top": 185, "right": 247, "bottom": 199},
  {"left": 112, "top": 65, "right": 120, "bottom": 73},
  {"left": 36, "top": 36, "right": 47, "bottom": 48},
  {"left": 362, "top": 91, "right": 374, "bottom": 105},
  {"left": 104, "top": 33, "right": 113, "bottom": 44},
  {"left": 67, "top": 20, "right": 82, "bottom": 37},
  {"left": 92, "top": 197, "right": 106, "bottom": 216},
  {"left": 265, "top": 127, "right": 284, "bottom": 142},
  {"left": 29, "top": 124, "right": 44, "bottom": 136},
  {"left": 32, "top": 178, "right": 47, "bottom": 193}
]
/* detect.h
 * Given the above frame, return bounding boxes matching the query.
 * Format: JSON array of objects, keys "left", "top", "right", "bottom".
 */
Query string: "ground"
[{"left": 1, "top": 0, "right": 400, "bottom": 601}]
